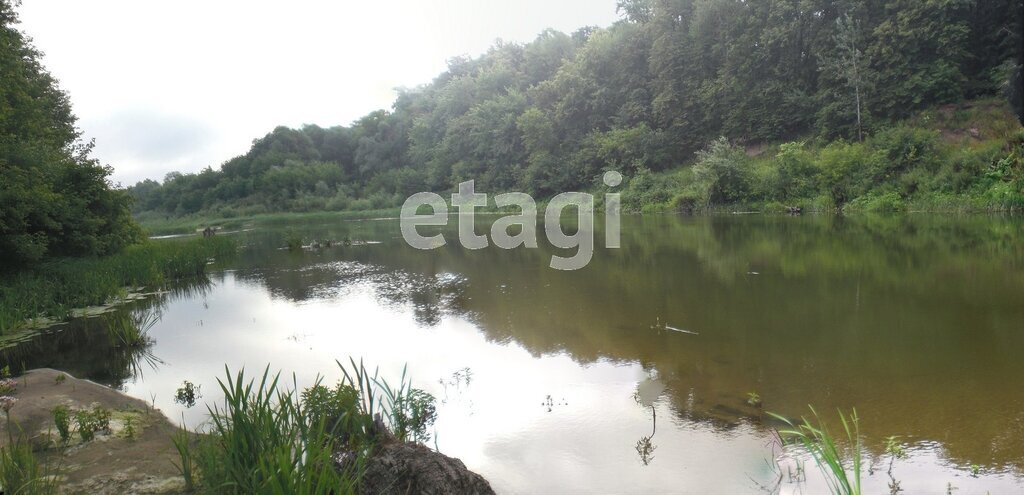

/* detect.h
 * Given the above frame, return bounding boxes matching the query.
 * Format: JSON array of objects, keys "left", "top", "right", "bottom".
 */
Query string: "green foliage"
[
  {"left": 300, "top": 382, "right": 362, "bottom": 442},
  {"left": 690, "top": 138, "right": 753, "bottom": 206},
  {"left": 51, "top": 406, "right": 70, "bottom": 443},
  {"left": 284, "top": 232, "right": 304, "bottom": 251},
  {"left": 0, "top": 378, "right": 15, "bottom": 395},
  {"left": 74, "top": 406, "right": 111, "bottom": 442},
  {"left": 372, "top": 366, "right": 438, "bottom": 444},
  {"left": 171, "top": 424, "right": 195, "bottom": 491},
  {"left": 0, "top": 1, "right": 142, "bottom": 268},
  {"left": 193, "top": 367, "right": 357, "bottom": 494},
  {"left": 125, "top": 0, "right": 1021, "bottom": 218},
  {"left": 332, "top": 358, "right": 439, "bottom": 444},
  {"left": 0, "top": 236, "right": 235, "bottom": 334},
  {"left": 772, "top": 142, "right": 820, "bottom": 200},
  {"left": 105, "top": 308, "right": 159, "bottom": 349},
  {"left": 0, "top": 441, "right": 59, "bottom": 495},
  {"left": 772, "top": 407, "right": 863, "bottom": 495},
  {"left": 174, "top": 381, "right": 201, "bottom": 408}
]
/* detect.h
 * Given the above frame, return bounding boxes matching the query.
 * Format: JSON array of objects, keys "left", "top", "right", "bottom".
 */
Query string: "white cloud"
[{"left": 16, "top": 0, "right": 620, "bottom": 184}]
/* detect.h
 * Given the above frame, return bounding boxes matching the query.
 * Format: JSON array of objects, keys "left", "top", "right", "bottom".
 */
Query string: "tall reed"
[
  {"left": 175, "top": 361, "right": 438, "bottom": 494},
  {"left": 188, "top": 367, "right": 358, "bottom": 495},
  {"left": 0, "top": 236, "right": 235, "bottom": 335},
  {"left": 771, "top": 407, "right": 863, "bottom": 495}
]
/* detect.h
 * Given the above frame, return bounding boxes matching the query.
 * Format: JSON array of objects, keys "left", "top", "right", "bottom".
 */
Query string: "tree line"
[{"left": 130, "top": 0, "right": 1022, "bottom": 218}]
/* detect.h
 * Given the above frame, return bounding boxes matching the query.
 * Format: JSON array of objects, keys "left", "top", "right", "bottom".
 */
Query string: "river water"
[{"left": 6, "top": 214, "right": 1024, "bottom": 493}]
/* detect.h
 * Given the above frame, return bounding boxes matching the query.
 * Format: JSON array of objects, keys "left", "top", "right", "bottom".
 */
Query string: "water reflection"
[
  {"left": 0, "top": 278, "right": 213, "bottom": 389},
  {"left": 2, "top": 214, "right": 1023, "bottom": 492},
  {"left": 634, "top": 377, "right": 665, "bottom": 466}
]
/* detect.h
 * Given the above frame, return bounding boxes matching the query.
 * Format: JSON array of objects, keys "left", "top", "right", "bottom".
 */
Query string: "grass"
[
  {"left": 171, "top": 421, "right": 196, "bottom": 492},
  {"left": 0, "top": 236, "right": 235, "bottom": 335},
  {"left": 185, "top": 367, "right": 358, "bottom": 494},
  {"left": 771, "top": 407, "right": 863, "bottom": 495},
  {"left": 0, "top": 441, "right": 59, "bottom": 495},
  {"left": 173, "top": 360, "right": 438, "bottom": 494},
  {"left": 105, "top": 307, "right": 160, "bottom": 349},
  {"left": 136, "top": 208, "right": 403, "bottom": 236}
]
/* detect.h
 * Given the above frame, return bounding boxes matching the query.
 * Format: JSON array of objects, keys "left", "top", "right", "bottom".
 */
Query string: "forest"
[{"left": 129, "top": 0, "right": 1024, "bottom": 219}]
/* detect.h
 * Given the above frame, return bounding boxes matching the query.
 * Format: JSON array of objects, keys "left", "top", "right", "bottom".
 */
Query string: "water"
[{"left": 5, "top": 214, "right": 1024, "bottom": 493}]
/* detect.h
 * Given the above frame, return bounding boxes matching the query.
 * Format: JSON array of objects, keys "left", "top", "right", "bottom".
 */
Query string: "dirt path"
[{"left": 0, "top": 368, "right": 187, "bottom": 494}]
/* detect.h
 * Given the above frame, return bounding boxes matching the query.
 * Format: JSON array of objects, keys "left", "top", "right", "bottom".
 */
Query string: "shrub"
[
  {"left": 74, "top": 406, "right": 111, "bottom": 441},
  {"left": 844, "top": 191, "right": 905, "bottom": 213},
  {"left": 817, "top": 141, "right": 882, "bottom": 207},
  {"left": 691, "top": 137, "right": 753, "bottom": 206},
  {"left": 301, "top": 382, "right": 363, "bottom": 443},
  {"left": 52, "top": 406, "right": 70, "bottom": 443},
  {"left": 772, "top": 141, "right": 819, "bottom": 200}
]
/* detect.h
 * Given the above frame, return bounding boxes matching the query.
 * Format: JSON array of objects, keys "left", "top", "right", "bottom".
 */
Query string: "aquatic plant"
[
  {"left": 285, "top": 232, "right": 304, "bottom": 251},
  {"left": 883, "top": 436, "right": 907, "bottom": 494},
  {"left": 191, "top": 367, "right": 358, "bottom": 494},
  {"left": 0, "top": 236, "right": 236, "bottom": 335},
  {"left": 771, "top": 407, "right": 862, "bottom": 495},
  {"left": 335, "top": 358, "right": 438, "bottom": 444},
  {"left": 177, "top": 361, "right": 441, "bottom": 494},
  {"left": 300, "top": 380, "right": 363, "bottom": 442},
  {"left": 371, "top": 365, "right": 437, "bottom": 444},
  {"left": 105, "top": 308, "right": 159, "bottom": 349},
  {"left": 173, "top": 380, "right": 202, "bottom": 408}
]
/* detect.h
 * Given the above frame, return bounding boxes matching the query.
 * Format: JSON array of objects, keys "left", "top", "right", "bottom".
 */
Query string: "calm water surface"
[{"left": 6, "top": 214, "right": 1024, "bottom": 493}]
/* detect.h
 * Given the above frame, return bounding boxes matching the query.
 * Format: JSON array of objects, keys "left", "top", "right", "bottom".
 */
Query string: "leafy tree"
[
  {"left": 1, "top": 0, "right": 140, "bottom": 268},
  {"left": 821, "top": 14, "right": 869, "bottom": 141},
  {"left": 127, "top": 0, "right": 1023, "bottom": 215}
]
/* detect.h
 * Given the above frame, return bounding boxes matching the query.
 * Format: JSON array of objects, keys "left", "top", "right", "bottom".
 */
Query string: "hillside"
[{"left": 128, "top": 0, "right": 1024, "bottom": 220}]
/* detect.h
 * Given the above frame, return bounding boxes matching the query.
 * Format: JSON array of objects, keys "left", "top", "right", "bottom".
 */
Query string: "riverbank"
[
  {"left": 135, "top": 208, "right": 403, "bottom": 237},
  {"left": 617, "top": 99, "right": 1024, "bottom": 214},
  {"left": 0, "top": 369, "right": 186, "bottom": 494},
  {"left": 0, "top": 368, "right": 495, "bottom": 494},
  {"left": 0, "top": 237, "right": 235, "bottom": 338}
]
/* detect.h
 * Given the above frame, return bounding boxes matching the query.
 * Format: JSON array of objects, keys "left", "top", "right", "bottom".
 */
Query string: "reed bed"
[{"left": 0, "top": 236, "right": 235, "bottom": 334}]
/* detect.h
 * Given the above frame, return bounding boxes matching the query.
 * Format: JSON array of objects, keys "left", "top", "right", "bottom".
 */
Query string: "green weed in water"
[
  {"left": 0, "top": 236, "right": 236, "bottom": 335},
  {"left": 770, "top": 407, "right": 862, "bottom": 495}
]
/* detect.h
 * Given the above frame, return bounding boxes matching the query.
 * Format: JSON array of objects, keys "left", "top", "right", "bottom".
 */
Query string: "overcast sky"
[{"left": 17, "top": 0, "right": 621, "bottom": 185}]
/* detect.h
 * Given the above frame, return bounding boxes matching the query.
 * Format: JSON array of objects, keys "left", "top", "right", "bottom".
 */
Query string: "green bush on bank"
[{"left": 618, "top": 105, "right": 1024, "bottom": 214}]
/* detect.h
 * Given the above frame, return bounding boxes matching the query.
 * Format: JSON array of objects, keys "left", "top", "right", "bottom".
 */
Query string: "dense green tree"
[
  {"left": 129, "top": 0, "right": 1023, "bottom": 216},
  {"left": 1, "top": 0, "right": 140, "bottom": 268}
]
